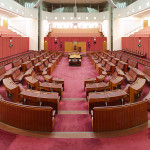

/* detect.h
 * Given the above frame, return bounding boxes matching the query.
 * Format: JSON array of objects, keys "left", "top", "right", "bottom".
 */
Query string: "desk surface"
[
  {"left": 130, "top": 78, "right": 146, "bottom": 91},
  {"left": 25, "top": 76, "right": 38, "bottom": 84},
  {"left": 3, "top": 77, "right": 18, "bottom": 90},
  {"left": 89, "top": 90, "right": 127, "bottom": 101},
  {"left": 69, "top": 54, "right": 81, "bottom": 59},
  {"left": 20, "top": 89, "right": 59, "bottom": 100}
]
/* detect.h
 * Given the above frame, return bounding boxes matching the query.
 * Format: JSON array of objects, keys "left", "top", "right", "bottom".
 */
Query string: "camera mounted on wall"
[
  {"left": 54, "top": 37, "right": 57, "bottom": 44},
  {"left": 9, "top": 38, "right": 13, "bottom": 47},
  {"left": 93, "top": 37, "right": 96, "bottom": 44}
]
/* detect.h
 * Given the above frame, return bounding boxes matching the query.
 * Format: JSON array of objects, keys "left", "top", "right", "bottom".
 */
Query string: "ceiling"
[
  {"left": 134, "top": 9, "right": 150, "bottom": 18},
  {"left": 43, "top": 0, "right": 107, "bottom": 4}
]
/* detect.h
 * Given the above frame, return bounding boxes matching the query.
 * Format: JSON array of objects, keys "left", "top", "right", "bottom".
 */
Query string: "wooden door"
[
  {"left": 3, "top": 20, "right": 8, "bottom": 28},
  {"left": 103, "top": 41, "right": 107, "bottom": 50},
  {"left": 44, "top": 41, "right": 48, "bottom": 51},
  {"left": 143, "top": 20, "right": 148, "bottom": 28}
]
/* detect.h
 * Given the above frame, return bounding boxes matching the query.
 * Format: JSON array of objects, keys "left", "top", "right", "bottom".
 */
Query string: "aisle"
[
  {"left": 52, "top": 57, "right": 97, "bottom": 98},
  {"left": 52, "top": 56, "right": 97, "bottom": 132}
]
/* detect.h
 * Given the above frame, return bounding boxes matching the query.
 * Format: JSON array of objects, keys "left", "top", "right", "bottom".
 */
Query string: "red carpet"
[
  {"left": 53, "top": 114, "right": 92, "bottom": 132},
  {"left": 0, "top": 56, "right": 150, "bottom": 150},
  {"left": 59, "top": 100, "right": 88, "bottom": 110},
  {"left": 52, "top": 57, "right": 97, "bottom": 98},
  {"left": 3, "top": 129, "right": 150, "bottom": 150}
]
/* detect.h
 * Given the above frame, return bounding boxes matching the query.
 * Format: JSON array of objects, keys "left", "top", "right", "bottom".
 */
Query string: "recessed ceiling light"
[
  {"left": 70, "top": 17, "right": 73, "bottom": 20},
  {"left": 1, "top": 3, "right": 4, "bottom": 6},
  {"left": 30, "top": 14, "right": 33, "bottom": 17},
  {"left": 94, "top": 17, "right": 96, "bottom": 20},
  {"left": 16, "top": 9, "right": 18, "bottom": 12},
  {"left": 63, "top": 17, "right": 65, "bottom": 20},
  {"left": 118, "top": 14, "right": 120, "bottom": 17},
  {"left": 127, "top": 11, "right": 129, "bottom": 14},
  {"left": 147, "top": 2, "right": 149, "bottom": 6},
  {"left": 86, "top": 17, "right": 88, "bottom": 20},
  {"left": 78, "top": 17, "right": 81, "bottom": 20},
  {"left": 46, "top": 16, "right": 47, "bottom": 19},
  {"left": 22, "top": 12, "right": 24, "bottom": 15},
  {"left": 139, "top": 6, "right": 141, "bottom": 9},
  {"left": 10, "top": 6, "right": 12, "bottom": 9},
  {"left": 55, "top": 17, "right": 57, "bottom": 20},
  {"left": 132, "top": 9, "right": 134, "bottom": 12}
]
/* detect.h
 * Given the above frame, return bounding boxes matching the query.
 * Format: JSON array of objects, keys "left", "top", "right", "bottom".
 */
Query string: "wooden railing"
[
  {"left": 93, "top": 100, "right": 148, "bottom": 132},
  {"left": 0, "top": 98, "right": 54, "bottom": 132}
]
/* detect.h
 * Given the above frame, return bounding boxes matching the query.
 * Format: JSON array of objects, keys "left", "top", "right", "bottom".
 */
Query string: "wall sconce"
[
  {"left": 88, "top": 41, "right": 90, "bottom": 48},
  {"left": 60, "top": 41, "right": 63, "bottom": 48},
  {"left": 9, "top": 38, "right": 13, "bottom": 47},
  {"left": 94, "top": 37, "right": 96, "bottom": 44},
  {"left": 54, "top": 37, "right": 57, "bottom": 44}
]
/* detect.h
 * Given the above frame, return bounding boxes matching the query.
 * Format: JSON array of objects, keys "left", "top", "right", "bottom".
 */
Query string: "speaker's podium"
[
  {"left": 65, "top": 42, "right": 86, "bottom": 52},
  {"left": 73, "top": 45, "right": 77, "bottom": 52}
]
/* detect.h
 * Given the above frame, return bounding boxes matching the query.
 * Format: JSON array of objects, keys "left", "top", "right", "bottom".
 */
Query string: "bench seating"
[
  {"left": 124, "top": 78, "right": 146, "bottom": 102},
  {"left": 125, "top": 68, "right": 137, "bottom": 83},
  {"left": 143, "top": 66, "right": 150, "bottom": 83},
  {"left": 20, "top": 89, "right": 59, "bottom": 114},
  {"left": 0, "top": 66, "right": 6, "bottom": 82},
  {"left": 128, "top": 60, "right": 138, "bottom": 69},
  {"left": 123, "top": 49, "right": 146, "bottom": 58},
  {"left": 12, "top": 68, "right": 24, "bottom": 82},
  {"left": 22, "top": 56, "right": 30, "bottom": 63},
  {"left": 92, "top": 100, "right": 148, "bottom": 132},
  {"left": 12, "top": 59, "right": 22, "bottom": 69},
  {"left": 88, "top": 89, "right": 127, "bottom": 114},
  {"left": 3, "top": 77, "right": 24, "bottom": 102},
  {"left": 0, "top": 96, "right": 55, "bottom": 132}
]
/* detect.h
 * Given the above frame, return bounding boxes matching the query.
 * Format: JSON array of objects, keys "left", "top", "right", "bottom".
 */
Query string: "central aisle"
[
  {"left": 52, "top": 56, "right": 97, "bottom": 98},
  {"left": 52, "top": 56, "right": 97, "bottom": 132}
]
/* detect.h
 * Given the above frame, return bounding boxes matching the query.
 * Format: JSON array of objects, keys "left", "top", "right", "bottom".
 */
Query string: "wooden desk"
[
  {"left": 96, "top": 64, "right": 102, "bottom": 75},
  {"left": 85, "top": 82, "right": 109, "bottom": 98},
  {"left": 47, "top": 63, "right": 55, "bottom": 75},
  {"left": 129, "top": 78, "right": 146, "bottom": 103},
  {"left": 96, "top": 75, "right": 105, "bottom": 82},
  {"left": 43, "top": 75, "right": 53, "bottom": 83},
  {"left": 34, "top": 62, "right": 43, "bottom": 73},
  {"left": 110, "top": 76, "right": 124, "bottom": 90},
  {"left": 84, "top": 78, "right": 96, "bottom": 88},
  {"left": 20, "top": 89, "right": 59, "bottom": 113},
  {"left": 39, "top": 82, "right": 63, "bottom": 98},
  {"left": 3, "top": 77, "right": 20, "bottom": 102},
  {"left": 53, "top": 78, "right": 64, "bottom": 90},
  {"left": 4, "top": 68, "right": 17, "bottom": 78},
  {"left": 88, "top": 90, "right": 127, "bottom": 113},
  {"left": 25, "top": 76, "right": 39, "bottom": 90},
  {"left": 21, "top": 61, "right": 33, "bottom": 72}
]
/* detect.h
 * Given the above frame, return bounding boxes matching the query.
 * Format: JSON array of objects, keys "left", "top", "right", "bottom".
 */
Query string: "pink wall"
[
  {"left": 44, "top": 37, "right": 107, "bottom": 51},
  {"left": 122, "top": 37, "right": 150, "bottom": 59},
  {"left": 0, "top": 37, "right": 29, "bottom": 59}
]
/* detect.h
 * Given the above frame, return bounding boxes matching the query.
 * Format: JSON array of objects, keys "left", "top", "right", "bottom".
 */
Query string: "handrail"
[
  {"left": 8, "top": 25, "right": 27, "bottom": 37},
  {"left": 0, "top": 51, "right": 34, "bottom": 67},
  {"left": 116, "top": 50, "right": 150, "bottom": 67},
  {"left": 124, "top": 25, "right": 143, "bottom": 37}
]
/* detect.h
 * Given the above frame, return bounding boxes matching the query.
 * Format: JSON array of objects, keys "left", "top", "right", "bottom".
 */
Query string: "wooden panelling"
[
  {"left": 0, "top": 37, "right": 29, "bottom": 59},
  {"left": 0, "top": 98, "right": 53, "bottom": 132},
  {"left": 122, "top": 37, "right": 150, "bottom": 59},
  {"left": 44, "top": 37, "right": 107, "bottom": 51},
  {"left": 93, "top": 101, "right": 148, "bottom": 132}
]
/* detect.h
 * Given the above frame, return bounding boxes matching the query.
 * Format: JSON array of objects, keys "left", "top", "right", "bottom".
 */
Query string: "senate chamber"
[{"left": 0, "top": 0, "right": 150, "bottom": 149}]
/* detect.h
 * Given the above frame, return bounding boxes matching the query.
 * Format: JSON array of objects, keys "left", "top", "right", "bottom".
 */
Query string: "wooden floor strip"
[
  {"left": 0, "top": 120, "right": 149, "bottom": 138},
  {"left": 62, "top": 98, "right": 86, "bottom": 101},
  {"left": 58, "top": 110, "right": 89, "bottom": 114}
]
